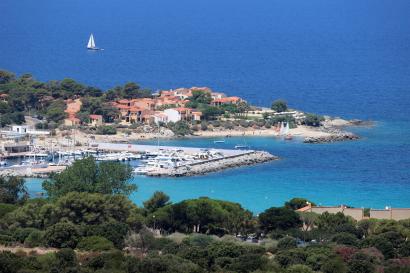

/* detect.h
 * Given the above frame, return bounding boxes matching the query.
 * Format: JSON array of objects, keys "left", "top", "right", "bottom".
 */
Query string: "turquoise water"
[
  {"left": 26, "top": 121, "right": 410, "bottom": 213},
  {"left": 2, "top": 0, "right": 410, "bottom": 212}
]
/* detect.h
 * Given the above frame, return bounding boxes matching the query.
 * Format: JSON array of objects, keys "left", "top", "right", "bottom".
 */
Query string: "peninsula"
[{"left": 0, "top": 70, "right": 365, "bottom": 177}]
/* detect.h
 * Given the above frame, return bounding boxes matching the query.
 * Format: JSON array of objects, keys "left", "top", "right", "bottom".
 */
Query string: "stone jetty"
[
  {"left": 0, "top": 166, "right": 66, "bottom": 178},
  {"left": 146, "top": 151, "right": 278, "bottom": 177},
  {"left": 304, "top": 131, "right": 359, "bottom": 144}
]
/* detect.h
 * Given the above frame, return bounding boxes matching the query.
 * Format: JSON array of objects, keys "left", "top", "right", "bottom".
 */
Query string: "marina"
[{"left": 0, "top": 141, "right": 278, "bottom": 178}]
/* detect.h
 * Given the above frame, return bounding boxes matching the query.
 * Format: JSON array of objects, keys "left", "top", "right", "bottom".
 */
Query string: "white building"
[{"left": 164, "top": 109, "right": 182, "bottom": 123}]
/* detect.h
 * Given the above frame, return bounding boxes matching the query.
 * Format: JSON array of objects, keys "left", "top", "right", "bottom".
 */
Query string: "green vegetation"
[
  {"left": 271, "top": 99, "right": 288, "bottom": 113},
  {"left": 2, "top": 162, "right": 409, "bottom": 273},
  {"left": 303, "top": 113, "right": 325, "bottom": 127},
  {"left": 42, "top": 157, "right": 135, "bottom": 198},
  {"left": 0, "top": 176, "right": 28, "bottom": 204},
  {"left": 95, "top": 125, "right": 117, "bottom": 135},
  {"left": 0, "top": 70, "right": 151, "bottom": 127},
  {"left": 167, "top": 120, "right": 192, "bottom": 136}
]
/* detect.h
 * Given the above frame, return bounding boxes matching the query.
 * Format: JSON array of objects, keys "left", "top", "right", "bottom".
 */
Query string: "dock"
[
  {"left": 93, "top": 142, "right": 246, "bottom": 156},
  {"left": 0, "top": 142, "right": 279, "bottom": 178},
  {"left": 92, "top": 142, "right": 278, "bottom": 177}
]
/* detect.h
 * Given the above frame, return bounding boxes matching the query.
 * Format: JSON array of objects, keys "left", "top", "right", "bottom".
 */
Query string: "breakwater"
[
  {"left": 0, "top": 166, "right": 66, "bottom": 178},
  {"left": 146, "top": 151, "right": 278, "bottom": 177},
  {"left": 304, "top": 131, "right": 359, "bottom": 144}
]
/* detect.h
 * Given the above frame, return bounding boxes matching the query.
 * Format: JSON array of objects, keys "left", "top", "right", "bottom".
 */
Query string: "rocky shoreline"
[{"left": 146, "top": 151, "right": 278, "bottom": 177}]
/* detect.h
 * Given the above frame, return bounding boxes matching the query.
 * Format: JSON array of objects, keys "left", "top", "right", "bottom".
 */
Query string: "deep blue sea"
[{"left": 2, "top": 0, "right": 410, "bottom": 212}]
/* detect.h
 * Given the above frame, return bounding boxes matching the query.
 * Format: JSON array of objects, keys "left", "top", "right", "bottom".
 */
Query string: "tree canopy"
[
  {"left": 0, "top": 176, "right": 28, "bottom": 204},
  {"left": 42, "top": 157, "right": 135, "bottom": 199},
  {"left": 271, "top": 99, "right": 288, "bottom": 112}
]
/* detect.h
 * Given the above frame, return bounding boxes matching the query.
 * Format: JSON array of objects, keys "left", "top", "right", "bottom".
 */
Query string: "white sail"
[
  {"left": 279, "top": 122, "right": 289, "bottom": 135},
  {"left": 87, "top": 34, "right": 96, "bottom": 48}
]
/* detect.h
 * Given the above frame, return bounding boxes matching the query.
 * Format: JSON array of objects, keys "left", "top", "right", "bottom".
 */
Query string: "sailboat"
[{"left": 87, "top": 33, "right": 103, "bottom": 50}]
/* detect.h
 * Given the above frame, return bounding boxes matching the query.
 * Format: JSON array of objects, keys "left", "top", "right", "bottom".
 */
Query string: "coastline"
[{"left": 54, "top": 117, "right": 367, "bottom": 145}]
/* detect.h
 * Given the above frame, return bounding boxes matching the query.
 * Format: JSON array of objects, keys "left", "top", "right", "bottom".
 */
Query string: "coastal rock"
[{"left": 303, "top": 132, "right": 359, "bottom": 144}]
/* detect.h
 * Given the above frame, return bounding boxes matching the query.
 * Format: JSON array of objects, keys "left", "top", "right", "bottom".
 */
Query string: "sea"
[{"left": 2, "top": 0, "right": 410, "bottom": 213}]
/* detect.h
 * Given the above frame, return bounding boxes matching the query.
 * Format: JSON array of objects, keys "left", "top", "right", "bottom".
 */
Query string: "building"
[
  {"left": 370, "top": 208, "right": 410, "bottom": 221},
  {"left": 297, "top": 204, "right": 410, "bottom": 221},
  {"left": 164, "top": 108, "right": 202, "bottom": 123},
  {"left": 211, "top": 96, "right": 243, "bottom": 106},
  {"left": 132, "top": 98, "right": 156, "bottom": 111},
  {"left": 11, "top": 125, "right": 29, "bottom": 134},
  {"left": 297, "top": 204, "right": 364, "bottom": 221},
  {"left": 2, "top": 142, "right": 30, "bottom": 153},
  {"left": 89, "top": 114, "right": 103, "bottom": 126},
  {"left": 64, "top": 99, "right": 82, "bottom": 126},
  {"left": 152, "top": 112, "right": 168, "bottom": 124},
  {"left": 64, "top": 117, "right": 81, "bottom": 126}
]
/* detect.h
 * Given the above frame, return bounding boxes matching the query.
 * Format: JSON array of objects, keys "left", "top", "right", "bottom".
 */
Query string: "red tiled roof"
[
  {"left": 89, "top": 114, "right": 102, "bottom": 119},
  {"left": 212, "top": 96, "right": 241, "bottom": 103}
]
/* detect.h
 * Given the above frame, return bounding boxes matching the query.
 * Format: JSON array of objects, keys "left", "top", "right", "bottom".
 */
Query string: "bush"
[
  {"left": 286, "top": 264, "right": 314, "bottom": 273},
  {"left": 0, "top": 203, "right": 17, "bottom": 218},
  {"left": 332, "top": 232, "right": 359, "bottom": 246},
  {"left": 0, "top": 234, "right": 15, "bottom": 245},
  {"left": 77, "top": 236, "right": 114, "bottom": 251},
  {"left": 239, "top": 120, "right": 249, "bottom": 128},
  {"left": 303, "top": 113, "right": 324, "bottom": 127},
  {"left": 12, "top": 228, "right": 38, "bottom": 243},
  {"left": 212, "top": 120, "right": 221, "bottom": 127},
  {"left": 96, "top": 125, "right": 117, "bottom": 135},
  {"left": 271, "top": 99, "right": 288, "bottom": 113},
  {"left": 223, "top": 122, "right": 234, "bottom": 130},
  {"left": 200, "top": 121, "right": 208, "bottom": 131},
  {"left": 278, "top": 236, "right": 297, "bottom": 250},
  {"left": 45, "top": 222, "right": 80, "bottom": 248},
  {"left": 24, "top": 230, "right": 45, "bottom": 247}
]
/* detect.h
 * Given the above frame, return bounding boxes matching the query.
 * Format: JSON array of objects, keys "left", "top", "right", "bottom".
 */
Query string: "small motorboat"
[
  {"left": 235, "top": 145, "right": 250, "bottom": 149},
  {"left": 213, "top": 140, "right": 225, "bottom": 144},
  {"left": 284, "top": 134, "right": 293, "bottom": 140}
]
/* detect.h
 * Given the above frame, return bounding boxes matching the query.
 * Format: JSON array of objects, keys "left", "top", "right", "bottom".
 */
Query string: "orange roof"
[
  {"left": 296, "top": 205, "right": 312, "bottom": 212},
  {"left": 213, "top": 96, "right": 241, "bottom": 103},
  {"left": 129, "top": 107, "right": 143, "bottom": 112},
  {"left": 117, "top": 99, "right": 130, "bottom": 104},
  {"left": 116, "top": 104, "right": 130, "bottom": 110},
  {"left": 173, "top": 107, "right": 192, "bottom": 112},
  {"left": 89, "top": 114, "right": 102, "bottom": 119}
]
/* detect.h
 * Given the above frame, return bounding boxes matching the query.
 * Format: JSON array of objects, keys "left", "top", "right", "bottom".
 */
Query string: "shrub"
[
  {"left": 212, "top": 120, "right": 221, "bottom": 127},
  {"left": 12, "top": 227, "right": 38, "bottom": 243},
  {"left": 332, "top": 232, "right": 359, "bottom": 246},
  {"left": 303, "top": 113, "right": 324, "bottom": 127},
  {"left": 0, "top": 234, "right": 15, "bottom": 245},
  {"left": 271, "top": 99, "right": 288, "bottom": 113},
  {"left": 200, "top": 121, "right": 208, "bottom": 131},
  {"left": 96, "top": 125, "right": 117, "bottom": 135},
  {"left": 239, "top": 120, "right": 249, "bottom": 128},
  {"left": 45, "top": 222, "right": 80, "bottom": 248},
  {"left": 278, "top": 236, "right": 297, "bottom": 250},
  {"left": 286, "top": 264, "right": 314, "bottom": 273},
  {"left": 77, "top": 236, "right": 114, "bottom": 251},
  {"left": 223, "top": 122, "right": 234, "bottom": 130},
  {"left": 0, "top": 203, "right": 17, "bottom": 218},
  {"left": 24, "top": 230, "right": 45, "bottom": 247}
]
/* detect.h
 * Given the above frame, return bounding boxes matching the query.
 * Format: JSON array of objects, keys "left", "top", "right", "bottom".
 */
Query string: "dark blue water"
[{"left": 2, "top": 0, "right": 410, "bottom": 212}]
